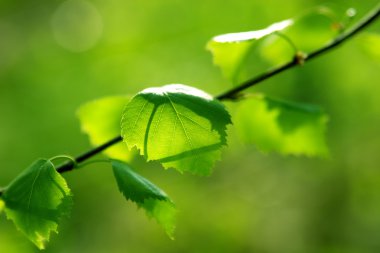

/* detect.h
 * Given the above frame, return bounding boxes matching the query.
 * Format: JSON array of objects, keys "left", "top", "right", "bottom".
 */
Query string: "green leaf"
[
  {"left": 77, "top": 96, "right": 132, "bottom": 161},
  {"left": 111, "top": 160, "right": 176, "bottom": 238},
  {"left": 207, "top": 7, "right": 340, "bottom": 84},
  {"left": 121, "top": 84, "right": 231, "bottom": 176},
  {"left": 234, "top": 95, "right": 329, "bottom": 157},
  {"left": 207, "top": 19, "right": 292, "bottom": 83},
  {"left": 2, "top": 159, "right": 72, "bottom": 249},
  {"left": 278, "top": 7, "right": 340, "bottom": 52}
]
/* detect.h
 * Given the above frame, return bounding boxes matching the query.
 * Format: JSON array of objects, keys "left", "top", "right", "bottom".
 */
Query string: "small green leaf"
[
  {"left": 121, "top": 84, "right": 231, "bottom": 176},
  {"left": 208, "top": 7, "right": 340, "bottom": 84},
  {"left": 77, "top": 96, "right": 132, "bottom": 161},
  {"left": 234, "top": 95, "right": 329, "bottom": 157},
  {"left": 111, "top": 160, "right": 176, "bottom": 238},
  {"left": 279, "top": 7, "right": 340, "bottom": 52},
  {"left": 2, "top": 159, "right": 72, "bottom": 249},
  {"left": 207, "top": 19, "right": 292, "bottom": 83}
]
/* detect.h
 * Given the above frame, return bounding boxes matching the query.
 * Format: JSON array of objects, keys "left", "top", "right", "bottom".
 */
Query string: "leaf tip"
[
  {"left": 144, "top": 199, "right": 177, "bottom": 239},
  {"left": 35, "top": 233, "right": 49, "bottom": 250}
]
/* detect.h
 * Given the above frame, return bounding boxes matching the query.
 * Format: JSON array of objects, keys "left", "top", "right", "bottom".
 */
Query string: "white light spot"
[
  {"left": 213, "top": 19, "right": 293, "bottom": 43},
  {"left": 141, "top": 84, "right": 213, "bottom": 100},
  {"left": 51, "top": 0, "right": 103, "bottom": 52},
  {"left": 346, "top": 8, "right": 357, "bottom": 18}
]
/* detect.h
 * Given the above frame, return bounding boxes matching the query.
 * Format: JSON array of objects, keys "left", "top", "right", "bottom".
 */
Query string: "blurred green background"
[{"left": 1, "top": 0, "right": 380, "bottom": 252}]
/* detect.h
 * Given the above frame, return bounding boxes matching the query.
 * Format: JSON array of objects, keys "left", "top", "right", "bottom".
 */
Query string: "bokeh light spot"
[{"left": 51, "top": 0, "right": 103, "bottom": 52}]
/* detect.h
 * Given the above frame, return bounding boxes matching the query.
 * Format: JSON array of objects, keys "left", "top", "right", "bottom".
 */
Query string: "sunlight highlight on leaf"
[
  {"left": 212, "top": 20, "right": 293, "bottom": 43},
  {"left": 208, "top": 7, "right": 341, "bottom": 84},
  {"left": 2, "top": 159, "right": 72, "bottom": 249},
  {"left": 77, "top": 96, "right": 132, "bottom": 161},
  {"left": 121, "top": 84, "right": 231, "bottom": 176},
  {"left": 111, "top": 160, "right": 176, "bottom": 238},
  {"left": 234, "top": 95, "right": 329, "bottom": 157},
  {"left": 207, "top": 20, "right": 293, "bottom": 83}
]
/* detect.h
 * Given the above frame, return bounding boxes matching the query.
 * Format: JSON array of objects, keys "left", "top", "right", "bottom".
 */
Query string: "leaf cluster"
[{"left": 1, "top": 5, "right": 378, "bottom": 249}]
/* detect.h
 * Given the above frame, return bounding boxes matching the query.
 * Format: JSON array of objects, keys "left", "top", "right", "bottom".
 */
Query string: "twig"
[{"left": 215, "top": 3, "right": 380, "bottom": 100}]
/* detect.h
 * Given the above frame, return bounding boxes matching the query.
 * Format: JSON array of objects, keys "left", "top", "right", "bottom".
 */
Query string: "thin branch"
[
  {"left": 0, "top": 139, "right": 123, "bottom": 198},
  {"left": 0, "top": 4, "right": 378, "bottom": 189},
  {"left": 56, "top": 136, "right": 122, "bottom": 173}
]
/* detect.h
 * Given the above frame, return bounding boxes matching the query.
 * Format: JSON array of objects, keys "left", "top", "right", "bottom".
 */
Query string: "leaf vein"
[
  {"left": 151, "top": 104, "right": 166, "bottom": 140},
  {"left": 27, "top": 166, "right": 43, "bottom": 210},
  {"left": 165, "top": 94, "right": 196, "bottom": 156},
  {"left": 130, "top": 100, "right": 149, "bottom": 132},
  {"left": 177, "top": 112, "right": 210, "bottom": 132}
]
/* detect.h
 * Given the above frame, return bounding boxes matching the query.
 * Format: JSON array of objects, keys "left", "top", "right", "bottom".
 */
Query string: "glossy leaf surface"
[{"left": 121, "top": 84, "right": 231, "bottom": 176}]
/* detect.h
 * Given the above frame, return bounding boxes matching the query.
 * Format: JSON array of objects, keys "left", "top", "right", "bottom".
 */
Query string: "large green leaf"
[
  {"left": 121, "top": 84, "right": 231, "bottom": 176},
  {"left": 111, "top": 160, "right": 176, "bottom": 238},
  {"left": 2, "top": 159, "right": 72, "bottom": 249},
  {"left": 207, "top": 7, "right": 340, "bottom": 84},
  {"left": 234, "top": 95, "right": 329, "bottom": 157},
  {"left": 77, "top": 96, "right": 132, "bottom": 161}
]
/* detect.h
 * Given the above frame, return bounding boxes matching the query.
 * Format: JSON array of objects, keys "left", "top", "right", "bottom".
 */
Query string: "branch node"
[
  {"left": 229, "top": 92, "right": 246, "bottom": 101},
  {"left": 294, "top": 51, "right": 308, "bottom": 66}
]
